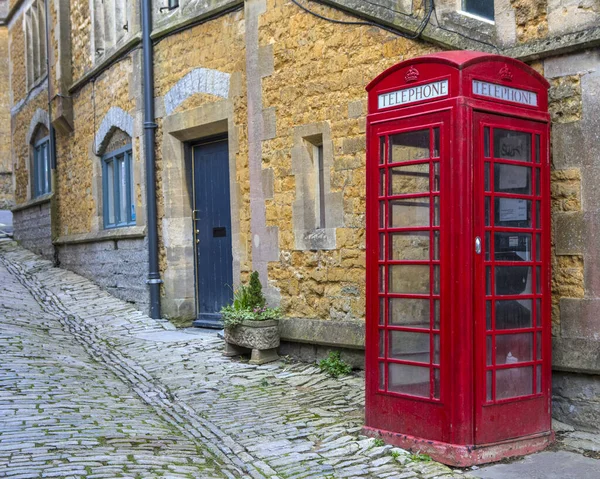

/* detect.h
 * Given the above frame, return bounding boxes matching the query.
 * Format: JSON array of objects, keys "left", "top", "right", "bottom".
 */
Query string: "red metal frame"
[{"left": 365, "top": 52, "right": 553, "bottom": 466}]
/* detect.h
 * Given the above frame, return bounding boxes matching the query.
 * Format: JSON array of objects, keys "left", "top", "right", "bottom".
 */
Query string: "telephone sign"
[{"left": 364, "top": 52, "right": 552, "bottom": 466}]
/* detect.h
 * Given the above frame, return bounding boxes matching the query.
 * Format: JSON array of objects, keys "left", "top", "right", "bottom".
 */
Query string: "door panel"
[
  {"left": 192, "top": 139, "right": 233, "bottom": 328},
  {"left": 473, "top": 113, "right": 550, "bottom": 444}
]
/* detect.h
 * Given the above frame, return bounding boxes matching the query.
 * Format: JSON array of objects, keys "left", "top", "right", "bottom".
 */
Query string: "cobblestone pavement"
[{"left": 0, "top": 241, "right": 477, "bottom": 479}]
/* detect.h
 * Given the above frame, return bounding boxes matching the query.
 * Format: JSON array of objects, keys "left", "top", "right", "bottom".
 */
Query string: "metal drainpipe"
[
  {"left": 141, "top": 0, "right": 162, "bottom": 318},
  {"left": 43, "top": 0, "right": 56, "bottom": 171}
]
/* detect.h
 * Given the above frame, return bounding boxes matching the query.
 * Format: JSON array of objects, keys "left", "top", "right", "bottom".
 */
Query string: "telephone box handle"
[{"left": 475, "top": 236, "right": 482, "bottom": 255}]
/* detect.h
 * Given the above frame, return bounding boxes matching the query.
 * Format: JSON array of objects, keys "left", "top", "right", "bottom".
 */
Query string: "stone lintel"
[
  {"left": 552, "top": 337, "right": 600, "bottom": 374},
  {"left": 279, "top": 317, "right": 365, "bottom": 350}
]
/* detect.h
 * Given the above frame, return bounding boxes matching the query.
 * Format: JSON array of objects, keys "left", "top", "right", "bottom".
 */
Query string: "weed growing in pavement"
[
  {"left": 390, "top": 450, "right": 400, "bottom": 459},
  {"left": 373, "top": 438, "right": 385, "bottom": 447},
  {"left": 409, "top": 451, "right": 432, "bottom": 462},
  {"left": 318, "top": 351, "right": 352, "bottom": 378}
]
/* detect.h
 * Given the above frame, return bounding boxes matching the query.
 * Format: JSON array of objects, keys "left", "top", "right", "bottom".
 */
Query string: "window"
[
  {"left": 102, "top": 145, "right": 135, "bottom": 228},
  {"left": 24, "top": 0, "right": 47, "bottom": 89},
  {"left": 462, "top": 0, "right": 494, "bottom": 21},
  {"left": 32, "top": 136, "right": 51, "bottom": 198},
  {"left": 315, "top": 143, "right": 326, "bottom": 230},
  {"left": 92, "top": 0, "right": 129, "bottom": 60}
]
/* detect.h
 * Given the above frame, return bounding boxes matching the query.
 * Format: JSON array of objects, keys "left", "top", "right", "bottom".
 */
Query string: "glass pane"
[
  {"left": 537, "top": 331, "right": 542, "bottom": 359},
  {"left": 494, "top": 129, "right": 531, "bottom": 162},
  {"left": 487, "top": 336, "right": 493, "bottom": 365},
  {"left": 485, "top": 231, "right": 491, "bottom": 261},
  {"left": 433, "top": 300, "right": 440, "bottom": 329},
  {"left": 536, "top": 266, "right": 542, "bottom": 293},
  {"left": 379, "top": 297, "right": 385, "bottom": 325},
  {"left": 496, "top": 333, "right": 533, "bottom": 364},
  {"left": 496, "top": 300, "right": 532, "bottom": 329},
  {"left": 388, "top": 363, "right": 430, "bottom": 397},
  {"left": 434, "top": 368, "right": 440, "bottom": 399},
  {"left": 484, "top": 126, "right": 490, "bottom": 157},
  {"left": 485, "top": 197, "right": 491, "bottom": 226},
  {"left": 494, "top": 164, "right": 531, "bottom": 195},
  {"left": 433, "top": 196, "right": 440, "bottom": 226},
  {"left": 106, "top": 160, "right": 115, "bottom": 225},
  {"left": 433, "top": 231, "right": 440, "bottom": 260},
  {"left": 433, "top": 128, "right": 440, "bottom": 158},
  {"left": 496, "top": 367, "right": 533, "bottom": 400},
  {"left": 535, "top": 168, "right": 541, "bottom": 196},
  {"left": 495, "top": 266, "right": 532, "bottom": 295},
  {"left": 389, "top": 197, "right": 429, "bottom": 227},
  {"left": 389, "top": 331, "right": 430, "bottom": 363},
  {"left": 389, "top": 298, "right": 429, "bottom": 328},
  {"left": 390, "top": 129, "right": 430, "bottom": 163},
  {"left": 486, "top": 267, "right": 492, "bottom": 295},
  {"left": 433, "top": 162, "right": 440, "bottom": 191},
  {"left": 379, "top": 234, "right": 385, "bottom": 260},
  {"left": 379, "top": 201, "right": 385, "bottom": 228},
  {"left": 379, "top": 169, "right": 386, "bottom": 196},
  {"left": 487, "top": 370, "right": 493, "bottom": 401},
  {"left": 129, "top": 154, "right": 135, "bottom": 221},
  {"left": 379, "top": 266, "right": 384, "bottom": 293},
  {"left": 484, "top": 163, "right": 490, "bottom": 191},
  {"left": 464, "top": 0, "right": 494, "bottom": 21},
  {"left": 379, "top": 136, "right": 385, "bottom": 165},
  {"left": 433, "top": 334, "right": 440, "bottom": 364},
  {"left": 495, "top": 198, "right": 531, "bottom": 228},
  {"left": 42, "top": 143, "right": 50, "bottom": 194},
  {"left": 389, "top": 164, "right": 429, "bottom": 195},
  {"left": 389, "top": 231, "right": 430, "bottom": 261},
  {"left": 379, "top": 329, "right": 385, "bottom": 357},
  {"left": 495, "top": 232, "right": 531, "bottom": 262},
  {"left": 379, "top": 362, "right": 385, "bottom": 390},
  {"left": 536, "top": 365, "right": 542, "bottom": 393},
  {"left": 536, "top": 299, "right": 542, "bottom": 326},
  {"left": 119, "top": 159, "right": 128, "bottom": 223},
  {"left": 433, "top": 265, "right": 440, "bottom": 294},
  {"left": 486, "top": 301, "right": 492, "bottom": 329},
  {"left": 535, "top": 135, "right": 540, "bottom": 163},
  {"left": 535, "top": 234, "right": 541, "bottom": 261},
  {"left": 389, "top": 265, "right": 430, "bottom": 294},
  {"left": 535, "top": 201, "right": 541, "bottom": 228}
]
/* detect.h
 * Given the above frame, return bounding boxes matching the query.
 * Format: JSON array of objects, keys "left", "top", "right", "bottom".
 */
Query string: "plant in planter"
[{"left": 221, "top": 271, "right": 281, "bottom": 365}]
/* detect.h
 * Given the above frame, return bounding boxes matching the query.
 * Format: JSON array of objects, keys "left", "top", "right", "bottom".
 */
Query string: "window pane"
[
  {"left": 494, "top": 164, "right": 531, "bottom": 195},
  {"left": 389, "top": 231, "right": 430, "bottom": 261},
  {"left": 379, "top": 136, "right": 385, "bottom": 165},
  {"left": 388, "top": 363, "right": 430, "bottom": 397},
  {"left": 495, "top": 232, "right": 531, "bottom": 261},
  {"left": 494, "top": 129, "right": 531, "bottom": 162},
  {"left": 496, "top": 367, "right": 533, "bottom": 400},
  {"left": 390, "top": 130, "right": 430, "bottom": 163},
  {"left": 389, "top": 331, "right": 430, "bottom": 363},
  {"left": 463, "top": 0, "right": 494, "bottom": 21},
  {"left": 119, "top": 158, "right": 128, "bottom": 223},
  {"left": 496, "top": 333, "right": 533, "bottom": 363},
  {"left": 389, "top": 163, "right": 429, "bottom": 195},
  {"left": 389, "top": 197, "right": 430, "bottom": 228},
  {"left": 106, "top": 160, "right": 115, "bottom": 225},
  {"left": 495, "top": 198, "right": 531, "bottom": 228},
  {"left": 389, "top": 265, "right": 430, "bottom": 294},
  {"left": 495, "top": 300, "right": 532, "bottom": 329},
  {"left": 495, "top": 266, "right": 532, "bottom": 295},
  {"left": 389, "top": 298, "right": 429, "bottom": 328}
]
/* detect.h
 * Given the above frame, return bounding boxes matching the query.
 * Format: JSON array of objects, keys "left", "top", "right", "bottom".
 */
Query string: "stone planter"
[{"left": 223, "top": 319, "right": 280, "bottom": 365}]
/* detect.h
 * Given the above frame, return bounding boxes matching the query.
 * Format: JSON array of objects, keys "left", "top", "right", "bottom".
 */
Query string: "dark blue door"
[{"left": 192, "top": 139, "right": 233, "bottom": 328}]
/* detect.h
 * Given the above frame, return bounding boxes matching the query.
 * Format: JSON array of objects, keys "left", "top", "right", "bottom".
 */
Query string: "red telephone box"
[{"left": 364, "top": 52, "right": 553, "bottom": 466}]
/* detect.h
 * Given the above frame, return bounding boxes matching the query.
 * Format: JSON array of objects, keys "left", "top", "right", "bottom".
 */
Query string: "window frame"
[
  {"left": 102, "top": 144, "right": 136, "bottom": 229},
  {"left": 32, "top": 135, "right": 51, "bottom": 198}
]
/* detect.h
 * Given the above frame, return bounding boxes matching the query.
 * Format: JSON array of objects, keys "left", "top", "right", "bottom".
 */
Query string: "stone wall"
[
  {"left": 0, "top": 25, "right": 12, "bottom": 209},
  {"left": 56, "top": 238, "right": 150, "bottom": 314},
  {"left": 12, "top": 201, "right": 53, "bottom": 259}
]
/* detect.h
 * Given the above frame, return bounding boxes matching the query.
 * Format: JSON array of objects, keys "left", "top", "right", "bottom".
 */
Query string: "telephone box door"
[
  {"left": 473, "top": 113, "right": 551, "bottom": 444},
  {"left": 366, "top": 109, "right": 454, "bottom": 443}
]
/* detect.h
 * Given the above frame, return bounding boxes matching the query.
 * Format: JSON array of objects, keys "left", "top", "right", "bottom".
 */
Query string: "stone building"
[{"left": 1, "top": 0, "right": 600, "bottom": 429}]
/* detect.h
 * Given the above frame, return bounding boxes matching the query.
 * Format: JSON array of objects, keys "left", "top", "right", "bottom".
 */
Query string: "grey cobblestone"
[{"left": 0, "top": 241, "right": 477, "bottom": 479}]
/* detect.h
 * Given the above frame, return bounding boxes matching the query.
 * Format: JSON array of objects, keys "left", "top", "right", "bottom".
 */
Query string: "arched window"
[
  {"left": 101, "top": 128, "right": 135, "bottom": 229},
  {"left": 31, "top": 125, "right": 51, "bottom": 198}
]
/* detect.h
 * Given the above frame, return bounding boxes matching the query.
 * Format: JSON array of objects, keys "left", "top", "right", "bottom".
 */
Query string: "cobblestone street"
[{"left": 0, "top": 241, "right": 475, "bottom": 479}]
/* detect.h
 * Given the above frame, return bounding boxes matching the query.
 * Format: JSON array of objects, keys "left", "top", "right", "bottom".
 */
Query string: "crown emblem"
[
  {"left": 405, "top": 66, "right": 419, "bottom": 83},
  {"left": 499, "top": 65, "right": 513, "bottom": 81}
]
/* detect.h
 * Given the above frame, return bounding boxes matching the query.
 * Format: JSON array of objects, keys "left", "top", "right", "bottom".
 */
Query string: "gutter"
[{"left": 141, "top": 0, "right": 162, "bottom": 319}]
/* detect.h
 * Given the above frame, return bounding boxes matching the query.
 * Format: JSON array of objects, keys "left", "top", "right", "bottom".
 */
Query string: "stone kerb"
[
  {"left": 26, "top": 109, "right": 50, "bottom": 145},
  {"left": 94, "top": 107, "right": 134, "bottom": 154},
  {"left": 164, "top": 68, "right": 230, "bottom": 115}
]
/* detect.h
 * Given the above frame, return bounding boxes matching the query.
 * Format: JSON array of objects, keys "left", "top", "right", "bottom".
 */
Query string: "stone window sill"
[
  {"left": 54, "top": 225, "right": 146, "bottom": 245},
  {"left": 11, "top": 193, "right": 53, "bottom": 213}
]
